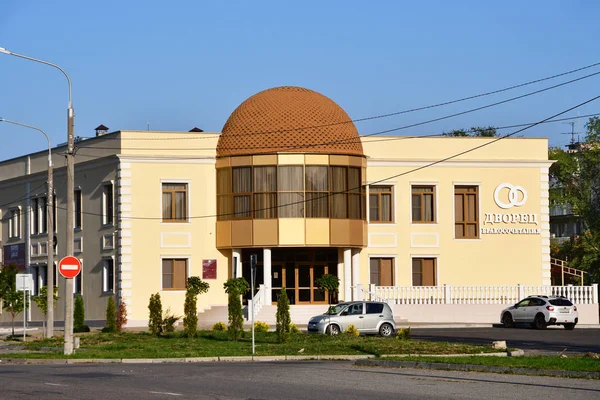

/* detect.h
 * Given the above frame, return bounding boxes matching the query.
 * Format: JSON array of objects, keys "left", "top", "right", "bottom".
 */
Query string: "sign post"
[
  {"left": 58, "top": 256, "right": 81, "bottom": 355},
  {"left": 250, "top": 254, "right": 257, "bottom": 355},
  {"left": 16, "top": 274, "right": 32, "bottom": 342}
]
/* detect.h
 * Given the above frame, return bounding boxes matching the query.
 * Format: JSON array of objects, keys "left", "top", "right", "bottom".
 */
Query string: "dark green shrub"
[
  {"left": 276, "top": 287, "right": 291, "bottom": 343},
  {"left": 183, "top": 277, "right": 210, "bottom": 338},
  {"left": 223, "top": 277, "right": 249, "bottom": 341},
  {"left": 162, "top": 308, "right": 180, "bottom": 333},
  {"left": 148, "top": 292, "right": 163, "bottom": 336},
  {"left": 73, "top": 295, "right": 90, "bottom": 333},
  {"left": 104, "top": 297, "right": 117, "bottom": 333}
]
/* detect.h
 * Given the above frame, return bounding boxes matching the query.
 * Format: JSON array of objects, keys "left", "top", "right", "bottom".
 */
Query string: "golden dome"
[{"left": 217, "top": 86, "right": 364, "bottom": 157}]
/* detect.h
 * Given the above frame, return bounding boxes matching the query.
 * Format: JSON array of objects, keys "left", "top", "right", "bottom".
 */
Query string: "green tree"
[
  {"left": 275, "top": 288, "right": 291, "bottom": 343},
  {"left": 223, "top": 277, "right": 249, "bottom": 341},
  {"left": 32, "top": 286, "right": 59, "bottom": 337},
  {"left": 73, "top": 295, "right": 90, "bottom": 333},
  {"left": 442, "top": 126, "right": 498, "bottom": 137},
  {"left": 549, "top": 116, "right": 600, "bottom": 282},
  {"left": 0, "top": 265, "right": 27, "bottom": 336},
  {"left": 315, "top": 274, "right": 340, "bottom": 306},
  {"left": 104, "top": 297, "right": 117, "bottom": 333},
  {"left": 183, "top": 276, "right": 210, "bottom": 338},
  {"left": 148, "top": 293, "right": 163, "bottom": 336}
]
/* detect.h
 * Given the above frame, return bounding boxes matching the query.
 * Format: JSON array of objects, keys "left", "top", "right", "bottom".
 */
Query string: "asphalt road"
[
  {"left": 409, "top": 326, "right": 600, "bottom": 354},
  {"left": 1, "top": 361, "right": 599, "bottom": 399}
]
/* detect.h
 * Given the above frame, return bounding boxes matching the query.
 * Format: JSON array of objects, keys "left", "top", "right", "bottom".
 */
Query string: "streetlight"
[
  {"left": 0, "top": 118, "right": 54, "bottom": 338},
  {"left": 0, "top": 47, "right": 75, "bottom": 354}
]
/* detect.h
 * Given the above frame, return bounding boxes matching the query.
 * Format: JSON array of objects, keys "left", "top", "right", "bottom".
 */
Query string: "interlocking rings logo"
[{"left": 494, "top": 183, "right": 527, "bottom": 209}]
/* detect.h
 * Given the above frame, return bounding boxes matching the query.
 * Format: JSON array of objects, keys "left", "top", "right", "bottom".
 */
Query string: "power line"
[
  {"left": 78, "top": 61, "right": 600, "bottom": 142},
  {"left": 48, "top": 94, "right": 600, "bottom": 221}
]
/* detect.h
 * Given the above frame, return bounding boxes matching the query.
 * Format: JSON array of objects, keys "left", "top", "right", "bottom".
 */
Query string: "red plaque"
[{"left": 202, "top": 259, "right": 217, "bottom": 280}]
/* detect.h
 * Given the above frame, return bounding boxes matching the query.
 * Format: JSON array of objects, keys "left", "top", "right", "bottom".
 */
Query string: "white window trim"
[
  {"left": 160, "top": 179, "right": 191, "bottom": 225},
  {"left": 74, "top": 258, "right": 83, "bottom": 295},
  {"left": 101, "top": 181, "right": 115, "bottom": 227},
  {"left": 74, "top": 237, "right": 83, "bottom": 254},
  {"left": 30, "top": 243, "right": 39, "bottom": 257},
  {"left": 102, "top": 233, "right": 114, "bottom": 250},
  {"left": 102, "top": 256, "right": 116, "bottom": 294},
  {"left": 39, "top": 241, "right": 48, "bottom": 257},
  {"left": 452, "top": 182, "right": 482, "bottom": 241},
  {"left": 409, "top": 181, "right": 439, "bottom": 226},
  {"left": 368, "top": 254, "right": 399, "bottom": 286},
  {"left": 159, "top": 255, "right": 191, "bottom": 291},
  {"left": 409, "top": 254, "right": 440, "bottom": 287},
  {"left": 366, "top": 181, "right": 397, "bottom": 226},
  {"left": 9, "top": 207, "right": 21, "bottom": 239}
]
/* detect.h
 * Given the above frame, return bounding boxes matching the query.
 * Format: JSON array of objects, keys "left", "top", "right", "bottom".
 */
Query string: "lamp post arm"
[
  {"left": 0, "top": 118, "right": 52, "bottom": 167},
  {"left": 0, "top": 47, "right": 72, "bottom": 108}
]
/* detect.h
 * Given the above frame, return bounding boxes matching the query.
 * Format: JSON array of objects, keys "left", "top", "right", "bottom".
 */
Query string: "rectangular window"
[
  {"left": 369, "top": 258, "right": 394, "bottom": 286},
  {"left": 31, "top": 265, "right": 47, "bottom": 296},
  {"left": 330, "top": 166, "right": 348, "bottom": 219},
  {"left": 305, "top": 166, "right": 328, "bottom": 218},
  {"left": 162, "top": 183, "right": 188, "bottom": 222},
  {"left": 40, "top": 196, "right": 48, "bottom": 234},
  {"left": 412, "top": 258, "right": 437, "bottom": 286},
  {"left": 232, "top": 167, "right": 252, "bottom": 218},
  {"left": 74, "top": 189, "right": 82, "bottom": 229},
  {"left": 102, "top": 258, "right": 115, "bottom": 293},
  {"left": 253, "top": 166, "right": 277, "bottom": 219},
  {"left": 348, "top": 167, "right": 361, "bottom": 219},
  {"left": 412, "top": 185, "right": 435, "bottom": 223},
  {"left": 217, "top": 168, "right": 233, "bottom": 221},
  {"left": 9, "top": 208, "right": 20, "bottom": 238},
  {"left": 103, "top": 183, "right": 114, "bottom": 225},
  {"left": 278, "top": 166, "right": 304, "bottom": 218},
  {"left": 369, "top": 186, "right": 393, "bottom": 223},
  {"left": 74, "top": 261, "right": 82, "bottom": 295},
  {"left": 162, "top": 258, "right": 188, "bottom": 290},
  {"left": 454, "top": 186, "right": 479, "bottom": 238},
  {"left": 32, "top": 198, "right": 39, "bottom": 235}
]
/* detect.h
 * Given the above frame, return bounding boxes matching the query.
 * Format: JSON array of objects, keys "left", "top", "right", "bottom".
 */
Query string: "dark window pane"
[
  {"left": 234, "top": 195, "right": 251, "bottom": 218},
  {"left": 232, "top": 167, "right": 252, "bottom": 193},
  {"left": 305, "top": 166, "right": 328, "bottom": 191},
  {"left": 278, "top": 166, "right": 303, "bottom": 191},
  {"left": 366, "top": 303, "right": 384, "bottom": 314}
]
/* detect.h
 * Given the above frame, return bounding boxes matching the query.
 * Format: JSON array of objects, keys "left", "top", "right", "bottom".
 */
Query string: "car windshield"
[{"left": 325, "top": 304, "right": 349, "bottom": 315}]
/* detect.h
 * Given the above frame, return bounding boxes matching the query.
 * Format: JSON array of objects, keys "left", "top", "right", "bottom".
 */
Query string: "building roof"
[{"left": 217, "top": 86, "right": 364, "bottom": 157}]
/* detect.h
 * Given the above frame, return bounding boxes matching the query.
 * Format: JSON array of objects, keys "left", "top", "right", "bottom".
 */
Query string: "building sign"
[
  {"left": 482, "top": 183, "right": 541, "bottom": 235},
  {"left": 202, "top": 259, "right": 217, "bottom": 280},
  {"left": 2, "top": 243, "right": 26, "bottom": 270}
]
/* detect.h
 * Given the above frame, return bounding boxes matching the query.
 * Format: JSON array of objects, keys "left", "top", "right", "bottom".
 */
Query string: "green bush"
[
  {"left": 395, "top": 327, "right": 411, "bottom": 341},
  {"left": 290, "top": 323, "right": 301, "bottom": 335},
  {"left": 162, "top": 308, "right": 181, "bottom": 333},
  {"left": 74, "top": 295, "right": 90, "bottom": 333},
  {"left": 276, "top": 288, "right": 291, "bottom": 343},
  {"left": 212, "top": 322, "right": 226, "bottom": 331},
  {"left": 224, "top": 278, "right": 249, "bottom": 341},
  {"left": 254, "top": 321, "right": 269, "bottom": 333},
  {"left": 148, "top": 293, "right": 163, "bottom": 336},
  {"left": 104, "top": 297, "right": 118, "bottom": 333},
  {"left": 345, "top": 324, "right": 359, "bottom": 337},
  {"left": 183, "top": 277, "right": 210, "bottom": 338}
]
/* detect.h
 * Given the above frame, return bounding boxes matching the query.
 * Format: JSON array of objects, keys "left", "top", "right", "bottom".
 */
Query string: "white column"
[
  {"left": 263, "top": 248, "right": 272, "bottom": 306},
  {"left": 343, "top": 248, "right": 352, "bottom": 301},
  {"left": 351, "top": 249, "right": 360, "bottom": 301},
  {"left": 232, "top": 248, "right": 242, "bottom": 279}
]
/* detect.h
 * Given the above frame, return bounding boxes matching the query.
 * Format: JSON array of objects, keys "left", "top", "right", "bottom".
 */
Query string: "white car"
[{"left": 500, "top": 295, "right": 578, "bottom": 330}]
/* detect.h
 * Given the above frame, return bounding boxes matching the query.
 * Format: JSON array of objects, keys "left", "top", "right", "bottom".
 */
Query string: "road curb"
[{"left": 354, "top": 359, "right": 600, "bottom": 379}]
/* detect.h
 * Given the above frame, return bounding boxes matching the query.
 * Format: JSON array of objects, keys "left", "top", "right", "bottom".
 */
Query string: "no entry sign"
[{"left": 58, "top": 256, "right": 81, "bottom": 279}]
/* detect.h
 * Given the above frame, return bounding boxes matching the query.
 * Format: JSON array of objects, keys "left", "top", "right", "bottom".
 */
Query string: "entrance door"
[{"left": 295, "top": 264, "right": 329, "bottom": 304}]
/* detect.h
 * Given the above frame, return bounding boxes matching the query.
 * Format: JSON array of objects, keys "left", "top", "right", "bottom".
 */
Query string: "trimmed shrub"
[
  {"left": 74, "top": 295, "right": 90, "bottom": 333},
  {"left": 148, "top": 293, "right": 163, "bottom": 336},
  {"left": 103, "top": 297, "right": 118, "bottom": 333},
  {"left": 345, "top": 324, "right": 359, "bottom": 337},
  {"left": 183, "top": 277, "right": 210, "bottom": 338},
  {"left": 254, "top": 321, "right": 269, "bottom": 333},
  {"left": 117, "top": 300, "right": 128, "bottom": 332},
  {"left": 290, "top": 323, "right": 300, "bottom": 335},
  {"left": 223, "top": 278, "right": 249, "bottom": 341},
  {"left": 212, "top": 322, "right": 226, "bottom": 331},
  {"left": 276, "top": 287, "right": 291, "bottom": 343}
]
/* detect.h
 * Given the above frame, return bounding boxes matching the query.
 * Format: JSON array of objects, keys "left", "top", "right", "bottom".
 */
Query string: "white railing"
[
  {"left": 364, "top": 283, "right": 599, "bottom": 305},
  {"left": 247, "top": 284, "right": 266, "bottom": 321}
]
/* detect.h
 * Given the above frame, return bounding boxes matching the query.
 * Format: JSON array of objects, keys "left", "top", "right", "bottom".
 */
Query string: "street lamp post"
[
  {"left": 0, "top": 47, "right": 75, "bottom": 354},
  {"left": 0, "top": 118, "right": 54, "bottom": 338}
]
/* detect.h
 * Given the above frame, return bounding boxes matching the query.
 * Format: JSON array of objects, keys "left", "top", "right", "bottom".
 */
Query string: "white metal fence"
[{"left": 364, "top": 283, "right": 599, "bottom": 305}]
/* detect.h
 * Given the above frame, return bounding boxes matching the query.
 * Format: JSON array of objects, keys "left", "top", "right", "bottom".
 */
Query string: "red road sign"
[{"left": 58, "top": 256, "right": 81, "bottom": 279}]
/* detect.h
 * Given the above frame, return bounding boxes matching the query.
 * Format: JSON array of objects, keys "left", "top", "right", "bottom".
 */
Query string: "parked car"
[
  {"left": 307, "top": 301, "right": 396, "bottom": 337},
  {"left": 500, "top": 295, "right": 578, "bottom": 330}
]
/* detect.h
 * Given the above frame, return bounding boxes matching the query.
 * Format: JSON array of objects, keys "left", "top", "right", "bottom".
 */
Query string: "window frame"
[
  {"left": 453, "top": 184, "right": 480, "bottom": 239},
  {"left": 161, "top": 181, "right": 189, "bottom": 223},
  {"left": 74, "top": 259, "right": 83, "bottom": 295},
  {"left": 102, "top": 181, "right": 115, "bottom": 226},
  {"left": 411, "top": 257, "right": 438, "bottom": 286},
  {"left": 411, "top": 184, "right": 436, "bottom": 224},
  {"left": 74, "top": 188, "right": 83, "bottom": 230},
  {"left": 231, "top": 167, "right": 253, "bottom": 220},
  {"left": 369, "top": 256, "right": 396, "bottom": 286},
  {"left": 368, "top": 185, "right": 394, "bottom": 224},
  {"left": 161, "top": 257, "right": 190, "bottom": 291},
  {"left": 102, "top": 257, "right": 115, "bottom": 294},
  {"left": 9, "top": 207, "right": 21, "bottom": 239}
]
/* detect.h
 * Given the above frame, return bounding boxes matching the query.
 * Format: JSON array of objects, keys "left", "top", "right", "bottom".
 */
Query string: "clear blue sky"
[{"left": 1, "top": 0, "right": 599, "bottom": 160}]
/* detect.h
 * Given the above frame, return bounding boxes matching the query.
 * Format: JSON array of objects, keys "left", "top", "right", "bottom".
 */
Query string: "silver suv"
[
  {"left": 500, "top": 295, "right": 579, "bottom": 330},
  {"left": 307, "top": 301, "right": 396, "bottom": 337}
]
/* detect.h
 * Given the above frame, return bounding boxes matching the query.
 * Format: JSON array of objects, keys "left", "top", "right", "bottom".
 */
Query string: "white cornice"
[{"left": 367, "top": 159, "right": 555, "bottom": 168}]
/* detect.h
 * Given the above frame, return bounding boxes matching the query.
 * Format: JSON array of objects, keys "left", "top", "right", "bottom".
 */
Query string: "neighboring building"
[{"left": 1, "top": 86, "right": 556, "bottom": 327}]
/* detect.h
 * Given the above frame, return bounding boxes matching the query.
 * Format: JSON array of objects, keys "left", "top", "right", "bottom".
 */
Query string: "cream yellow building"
[{"left": 4, "top": 85, "right": 590, "bottom": 329}]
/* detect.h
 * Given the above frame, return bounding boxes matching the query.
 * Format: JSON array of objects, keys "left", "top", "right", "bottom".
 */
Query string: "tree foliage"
[
  {"left": 74, "top": 295, "right": 90, "bottom": 333},
  {"left": 275, "top": 287, "right": 291, "bottom": 343},
  {"left": 32, "top": 286, "right": 59, "bottom": 316},
  {"left": 183, "top": 276, "right": 210, "bottom": 338},
  {"left": 148, "top": 292, "right": 163, "bottom": 336},
  {"left": 315, "top": 274, "right": 340, "bottom": 305},
  {"left": 117, "top": 299, "right": 128, "bottom": 332},
  {"left": 549, "top": 116, "right": 600, "bottom": 282},
  {"left": 224, "top": 277, "right": 249, "bottom": 341},
  {"left": 103, "top": 297, "right": 117, "bottom": 333},
  {"left": 0, "top": 265, "right": 27, "bottom": 336},
  {"left": 442, "top": 126, "right": 498, "bottom": 137}
]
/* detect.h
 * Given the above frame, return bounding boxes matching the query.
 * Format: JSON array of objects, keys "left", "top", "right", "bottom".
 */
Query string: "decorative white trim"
[
  {"left": 102, "top": 256, "right": 116, "bottom": 294},
  {"left": 367, "top": 232, "right": 398, "bottom": 248},
  {"left": 160, "top": 232, "right": 192, "bottom": 248},
  {"left": 102, "top": 233, "right": 114, "bottom": 250},
  {"left": 368, "top": 160, "right": 555, "bottom": 168},
  {"left": 410, "top": 232, "right": 440, "bottom": 248}
]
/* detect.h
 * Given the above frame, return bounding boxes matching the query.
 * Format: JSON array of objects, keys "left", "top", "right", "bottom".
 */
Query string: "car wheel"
[
  {"left": 534, "top": 314, "right": 547, "bottom": 330},
  {"left": 564, "top": 323, "right": 576, "bottom": 330},
  {"left": 326, "top": 324, "right": 341, "bottom": 335},
  {"left": 502, "top": 313, "right": 514, "bottom": 328},
  {"left": 379, "top": 323, "right": 394, "bottom": 337}
]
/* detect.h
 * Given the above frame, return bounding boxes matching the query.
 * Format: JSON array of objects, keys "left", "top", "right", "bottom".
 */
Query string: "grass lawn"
[
  {"left": 382, "top": 355, "right": 600, "bottom": 373},
  {"left": 0, "top": 330, "right": 498, "bottom": 359}
]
